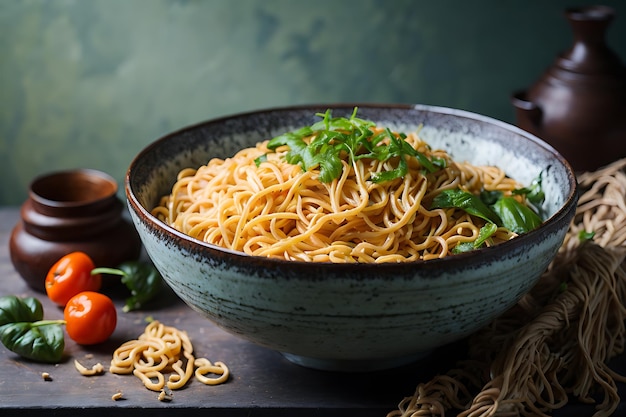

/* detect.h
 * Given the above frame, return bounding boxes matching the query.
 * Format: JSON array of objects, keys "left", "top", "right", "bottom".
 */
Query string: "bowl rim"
[{"left": 125, "top": 102, "right": 579, "bottom": 273}]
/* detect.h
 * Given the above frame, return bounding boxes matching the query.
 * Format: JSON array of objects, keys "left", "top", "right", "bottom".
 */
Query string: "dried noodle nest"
[{"left": 388, "top": 158, "right": 626, "bottom": 417}]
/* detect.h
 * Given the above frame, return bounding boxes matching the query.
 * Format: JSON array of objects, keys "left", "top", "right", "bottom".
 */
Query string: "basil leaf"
[
  {"left": 452, "top": 242, "right": 475, "bottom": 254},
  {"left": 512, "top": 172, "right": 545, "bottom": 206},
  {"left": 0, "top": 321, "right": 64, "bottom": 363},
  {"left": 492, "top": 197, "right": 542, "bottom": 234},
  {"left": 0, "top": 296, "right": 44, "bottom": 326},
  {"left": 92, "top": 261, "right": 164, "bottom": 312},
  {"left": 117, "top": 261, "right": 164, "bottom": 312},
  {"left": 431, "top": 189, "right": 502, "bottom": 225},
  {"left": 479, "top": 190, "right": 503, "bottom": 206},
  {"left": 431, "top": 155, "right": 447, "bottom": 169},
  {"left": 475, "top": 222, "right": 498, "bottom": 246},
  {"left": 452, "top": 223, "right": 498, "bottom": 254}
]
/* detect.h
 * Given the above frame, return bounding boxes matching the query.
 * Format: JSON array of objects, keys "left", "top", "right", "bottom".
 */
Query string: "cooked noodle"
[
  {"left": 110, "top": 320, "right": 229, "bottom": 392},
  {"left": 388, "top": 158, "right": 626, "bottom": 417},
  {"left": 152, "top": 127, "right": 525, "bottom": 262}
]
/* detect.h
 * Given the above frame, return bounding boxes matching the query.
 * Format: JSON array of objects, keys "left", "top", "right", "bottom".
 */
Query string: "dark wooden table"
[
  {"left": 2, "top": 206, "right": 625, "bottom": 416},
  {"left": 0, "top": 207, "right": 463, "bottom": 416}
]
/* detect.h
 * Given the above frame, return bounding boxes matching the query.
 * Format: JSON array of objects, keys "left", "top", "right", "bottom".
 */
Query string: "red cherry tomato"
[
  {"left": 64, "top": 291, "right": 117, "bottom": 345},
  {"left": 45, "top": 252, "right": 102, "bottom": 306}
]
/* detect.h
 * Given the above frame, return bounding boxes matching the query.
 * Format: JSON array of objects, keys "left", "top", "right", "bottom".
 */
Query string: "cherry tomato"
[
  {"left": 45, "top": 252, "right": 102, "bottom": 306},
  {"left": 64, "top": 291, "right": 117, "bottom": 345}
]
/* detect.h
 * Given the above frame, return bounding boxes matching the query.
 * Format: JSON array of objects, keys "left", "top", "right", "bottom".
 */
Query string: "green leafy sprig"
[
  {"left": 92, "top": 261, "right": 163, "bottom": 313},
  {"left": 261, "top": 108, "right": 445, "bottom": 183},
  {"left": 432, "top": 177, "right": 544, "bottom": 253}
]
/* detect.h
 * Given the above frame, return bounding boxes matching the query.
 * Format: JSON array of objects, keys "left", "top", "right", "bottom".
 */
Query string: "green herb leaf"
[
  {"left": 475, "top": 222, "right": 498, "bottom": 246},
  {"left": 452, "top": 242, "right": 475, "bottom": 254},
  {"left": 266, "top": 108, "right": 441, "bottom": 183},
  {"left": 118, "top": 262, "right": 164, "bottom": 312},
  {"left": 479, "top": 190, "right": 503, "bottom": 206},
  {"left": 0, "top": 296, "right": 44, "bottom": 326},
  {"left": 431, "top": 155, "right": 448, "bottom": 170},
  {"left": 316, "top": 149, "right": 343, "bottom": 183},
  {"left": 492, "top": 197, "right": 542, "bottom": 234},
  {"left": 512, "top": 172, "right": 545, "bottom": 206},
  {"left": 0, "top": 321, "right": 65, "bottom": 363},
  {"left": 93, "top": 261, "right": 164, "bottom": 312},
  {"left": 254, "top": 154, "right": 267, "bottom": 167},
  {"left": 431, "top": 189, "right": 502, "bottom": 225},
  {"left": 452, "top": 223, "right": 498, "bottom": 254},
  {"left": 371, "top": 155, "right": 408, "bottom": 183},
  {"left": 578, "top": 230, "right": 595, "bottom": 242}
]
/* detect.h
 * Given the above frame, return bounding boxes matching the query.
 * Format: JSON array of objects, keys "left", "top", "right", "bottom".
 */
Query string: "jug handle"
[{"left": 511, "top": 90, "right": 542, "bottom": 132}]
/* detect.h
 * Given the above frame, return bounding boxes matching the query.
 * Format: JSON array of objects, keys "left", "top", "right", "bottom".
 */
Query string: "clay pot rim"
[{"left": 29, "top": 168, "right": 119, "bottom": 214}]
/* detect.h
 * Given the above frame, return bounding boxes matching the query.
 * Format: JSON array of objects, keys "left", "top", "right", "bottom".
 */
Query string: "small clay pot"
[{"left": 9, "top": 169, "right": 142, "bottom": 292}]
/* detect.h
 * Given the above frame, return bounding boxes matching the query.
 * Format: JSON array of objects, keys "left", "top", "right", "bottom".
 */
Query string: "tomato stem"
[
  {"left": 91, "top": 267, "right": 128, "bottom": 277},
  {"left": 31, "top": 319, "right": 66, "bottom": 327}
]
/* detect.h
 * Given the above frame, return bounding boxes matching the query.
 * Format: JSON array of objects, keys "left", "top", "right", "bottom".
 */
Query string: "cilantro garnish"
[{"left": 261, "top": 108, "right": 444, "bottom": 183}]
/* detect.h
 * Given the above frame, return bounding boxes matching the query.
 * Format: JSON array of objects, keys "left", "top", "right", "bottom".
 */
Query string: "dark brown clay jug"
[
  {"left": 9, "top": 169, "right": 142, "bottom": 292},
  {"left": 512, "top": 5, "right": 626, "bottom": 172}
]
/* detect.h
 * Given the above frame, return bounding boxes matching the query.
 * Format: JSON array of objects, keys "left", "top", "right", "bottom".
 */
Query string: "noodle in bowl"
[{"left": 126, "top": 104, "right": 578, "bottom": 372}]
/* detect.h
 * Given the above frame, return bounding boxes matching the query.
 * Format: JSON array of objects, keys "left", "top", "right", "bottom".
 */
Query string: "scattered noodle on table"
[
  {"left": 388, "top": 158, "right": 626, "bottom": 417},
  {"left": 110, "top": 320, "right": 229, "bottom": 392}
]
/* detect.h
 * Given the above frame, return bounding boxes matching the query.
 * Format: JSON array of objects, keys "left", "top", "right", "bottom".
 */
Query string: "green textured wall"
[{"left": 2, "top": 0, "right": 625, "bottom": 206}]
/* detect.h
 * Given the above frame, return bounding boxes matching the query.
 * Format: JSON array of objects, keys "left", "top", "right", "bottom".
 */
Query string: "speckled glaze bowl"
[{"left": 126, "top": 104, "right": 578, "bottom": 372}]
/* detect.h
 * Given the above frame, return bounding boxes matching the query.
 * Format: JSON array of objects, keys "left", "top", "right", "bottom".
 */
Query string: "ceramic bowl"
[{"left": 125, "top": 104, "right": 578, "bottom": 372}]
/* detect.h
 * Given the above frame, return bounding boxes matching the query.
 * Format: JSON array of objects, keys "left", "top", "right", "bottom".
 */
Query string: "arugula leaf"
[
  {"left": 371, "top": 157, "right": 408, "bottom": 183},
  {"left": 268, "top": 131, "right": 311, "bottom": 167},
  {"left": 431, "top": 189, "right": 502, "bottom": 225},
  {"left": 266, "top": 108, "right": 442, "bottom": 183},
  {"left": 316, "top": 150, "right": 343, "bottom": 183}
]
